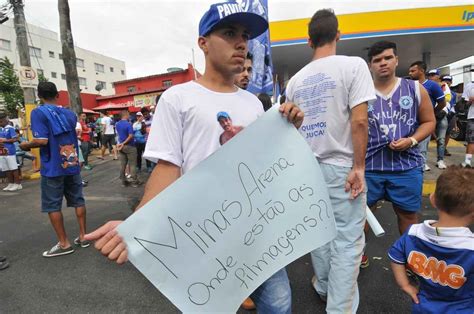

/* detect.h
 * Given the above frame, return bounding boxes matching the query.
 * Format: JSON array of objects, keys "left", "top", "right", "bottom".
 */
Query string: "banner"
[
  {"left": 234, "top": 0, "right": 274, "bottom": 95},
  {"left": 134, "top": 92, "right": 161, "bottom": 108},
  {"left": 117, "top": 108, "right": 337, "bottom": 312}
]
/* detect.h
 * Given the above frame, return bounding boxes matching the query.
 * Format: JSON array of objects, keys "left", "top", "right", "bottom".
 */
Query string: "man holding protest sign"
[
  {"left": 85, "top": 2, "right": 304, "bottom": 313},
  {"left": 285, "top": 9, "right": 375, "bottom": 313}
]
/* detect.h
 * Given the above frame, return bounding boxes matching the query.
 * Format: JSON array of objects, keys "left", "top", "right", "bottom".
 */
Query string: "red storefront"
[{"left": 94, "top": 63, "right": 199, "bottom": 113}]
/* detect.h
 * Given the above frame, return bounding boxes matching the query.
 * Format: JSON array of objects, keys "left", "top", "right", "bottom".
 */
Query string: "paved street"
[{"left": 0, "top": 140, "right": 469, "bottom": 313}]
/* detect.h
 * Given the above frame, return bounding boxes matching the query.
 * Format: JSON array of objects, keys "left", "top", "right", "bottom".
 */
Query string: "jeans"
[
  {"left": 435, "top": 116, "right": 448, "bottom": 161},
  {"left": 119, "top": 145, "right": 137, "bottom": 182},
  {"left": 250, "top": 268, "right": 291, "bottom": 314},
  {"left": 419, "top": 136, "right": 430, "bottom": 166},
  {"left": 80, "top": 141, "right": 92, "bottom": 166},
  {"left": 311, "top": 163, "right": 366, "bottom": 313},
  {"left": 135, "top": 142, "right": 146, "bottom": 170}
]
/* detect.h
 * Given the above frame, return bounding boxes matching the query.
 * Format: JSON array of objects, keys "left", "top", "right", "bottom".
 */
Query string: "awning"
[
  {"left": 93, "top": 102, "right": 131, "bottom": 111},
  {"left": 83, "top": 108, "right": 100, "bottom": 115}
]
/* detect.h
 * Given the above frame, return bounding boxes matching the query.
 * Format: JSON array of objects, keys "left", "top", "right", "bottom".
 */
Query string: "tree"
[
  {"left": 38, "top": 72, "right": 48, "bottom": 83},
  {"left": 58, "top": 0, "right": 82, "bottom": 114},
  {"left": 0, "top": 56, "right": 24, "bottom": 117}
]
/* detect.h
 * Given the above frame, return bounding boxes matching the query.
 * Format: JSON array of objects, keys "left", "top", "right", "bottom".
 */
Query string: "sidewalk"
[{"left": 422, "top": 139, "right": 466, "bottom": 195}]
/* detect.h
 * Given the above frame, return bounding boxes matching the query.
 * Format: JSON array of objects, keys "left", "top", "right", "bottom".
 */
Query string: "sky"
[{"left": 10, "top": 0, "right": 473, "bottom": 79}]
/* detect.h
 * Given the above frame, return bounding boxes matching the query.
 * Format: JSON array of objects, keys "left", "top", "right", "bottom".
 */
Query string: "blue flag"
[{"left": 231, "top": 0, "right": 274, "bottom": 95}]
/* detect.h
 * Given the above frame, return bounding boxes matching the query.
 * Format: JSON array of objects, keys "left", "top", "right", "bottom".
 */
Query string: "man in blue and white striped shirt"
[{"left": 365, "top": 41, "right": 435, "bottom": 238}]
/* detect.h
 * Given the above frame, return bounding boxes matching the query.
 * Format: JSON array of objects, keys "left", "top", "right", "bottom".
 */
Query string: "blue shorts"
[
  {"left": 41, "top": 174, "right": 85, "bottom": 213},
  {"left": 366, "top": 167, "right": 423, "bottom": 212}
]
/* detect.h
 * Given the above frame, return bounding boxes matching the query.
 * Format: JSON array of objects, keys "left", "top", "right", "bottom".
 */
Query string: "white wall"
[{"left": 0, "top": 21, "right": 126, "bottom": 96}]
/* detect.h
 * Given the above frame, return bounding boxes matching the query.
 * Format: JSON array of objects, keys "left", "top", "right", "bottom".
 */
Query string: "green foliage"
[
  {"left": 0, "top": 57, "right": 24, "bottom": 118},
  {"left": 38, "top": 72, "right": 48, "bottom": 83}
]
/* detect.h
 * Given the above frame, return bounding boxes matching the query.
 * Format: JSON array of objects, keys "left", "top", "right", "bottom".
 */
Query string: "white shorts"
[{"left": 0, "top": 155, "right": 18, "bottom": 171}]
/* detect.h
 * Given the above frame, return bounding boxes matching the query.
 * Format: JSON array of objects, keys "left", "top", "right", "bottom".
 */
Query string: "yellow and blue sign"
[{"left": 270, "top": 5, "right": 474, "bottom": 47}]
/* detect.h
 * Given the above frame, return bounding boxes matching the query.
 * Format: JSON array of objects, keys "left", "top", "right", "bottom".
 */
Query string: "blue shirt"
[
  {"left": 31, "top": 105, "right": 80, "bottom": 177},
  {"left": 133, "top": 121, "right": 146, "bottom": 144},
  {"left": 115, "top": 120, "right": 134, "bottom": 146},
  {"left": 389, "top": 221, "right": 474, "bottom": 313},
  {"left": 422, "top": 80, "right": 445, "bottom": 107},
  {"left": 366, "top": 78, "right": 423, "bottom": 172},
  {"left": 0, "top": 125, "right": 17, "bottom": 156}
]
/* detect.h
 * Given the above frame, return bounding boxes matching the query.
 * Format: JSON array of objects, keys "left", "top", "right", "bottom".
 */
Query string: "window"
[
  {"left": 96, "top": 81, "right": 106, "bottom": 90},
  {"left": 51, "top": 72, "right": 57, "bottom": 78},
  {"left": 121, "top": 70, "right": 125, "bottom": 75},
  {"left": 0, "top": 39, "right": 11, "bottom": 51},
  {"left": 76, "top": 58, "right": 84, "bottom": 68},
  {"left": 29, "top": 46, "right": 42, "bottom": 58},
  {"left": 59, "top": 53, "right": 63, "bottom": 59},
  {"left": 79, "top": 77, "right": 87, "bottom": 86},
  {"left": 163, "top": 80, "right": 172, "bottom": 88},
  {"left": 110, "top": 67, "right": 114, "bottom": 72},
  {"left": 94, "top": 63, "right": 104, "bottom": 73},
  {"left": 127, "top": 86, "right": 136, "bottom": 93},
  {"left": 61, "top": 74, "right": 66, "bottom": 80},
  {"left": 49, "top": 51, "right": 54, "bottom": 58}
]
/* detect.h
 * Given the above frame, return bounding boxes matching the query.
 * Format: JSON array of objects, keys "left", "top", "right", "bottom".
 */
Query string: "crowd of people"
[{"left": 1, "top": 1, "right": 473, "bottom": 313}]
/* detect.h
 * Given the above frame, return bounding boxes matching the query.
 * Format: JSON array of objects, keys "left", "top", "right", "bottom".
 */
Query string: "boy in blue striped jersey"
[{"left": 363, "top": 41, "right": 436, "bottom": 267}]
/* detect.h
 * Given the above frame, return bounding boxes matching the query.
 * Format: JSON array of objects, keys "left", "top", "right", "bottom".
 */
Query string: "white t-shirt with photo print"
[{"left": 144, "top": 81, "right": 263, "bottom": 174}]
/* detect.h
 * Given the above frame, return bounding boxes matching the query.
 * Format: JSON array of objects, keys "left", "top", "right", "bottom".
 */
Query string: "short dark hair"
[
  {"left": 140, "top": 107, "right": 150, "bottom": 114},
  {"left": 308, "top": 9, "right": 338, "bottom": 48},
  {"left": 257, "top": 93, "right": 272, "bottom": 112},
  {"left": 367, "top": 41, "right": 397, "bottom": 62},
  {"left": 410, "top": 61, "right": 427, "bottom": 73},
  {"left": 37, "top": 82, "right": 59, "bottom": 100},
  {"left": 435, "top": 166, "right": 474, "bottom": 217},
  {"left": 0, "top": 112, "right": 7, "bottom": 120}
]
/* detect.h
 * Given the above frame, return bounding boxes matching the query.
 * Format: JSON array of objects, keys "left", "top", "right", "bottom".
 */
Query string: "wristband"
[{"left": 409, "top": 137, "right": 418, "bottom": 148}]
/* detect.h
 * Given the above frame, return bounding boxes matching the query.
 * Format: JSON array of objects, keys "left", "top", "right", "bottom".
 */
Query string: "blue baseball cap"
[
  {"left": 216, "top": 111, "right": 230, "bottom": 121},
  {"left": 428, "top": 69, "right": 440, "bottom": 76},
  {"left": 199, "top": 2, "right": 268, "bottom": 39}
]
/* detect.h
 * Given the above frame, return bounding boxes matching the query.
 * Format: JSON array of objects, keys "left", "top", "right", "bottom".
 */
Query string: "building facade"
[
  {"left": 0, "top": 20, "right": 126, "bottom": 96},
  {"left": 94, "top": 63, "right": 199, "bottom": 112}
]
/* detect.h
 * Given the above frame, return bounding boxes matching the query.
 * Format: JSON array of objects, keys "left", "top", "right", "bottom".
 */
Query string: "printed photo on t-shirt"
[
  {"left": 216, "top": 111, "right": 244, "bottom": 145},
  {"left": 59, "top": 144, "right": 78, "bottom": 169}
]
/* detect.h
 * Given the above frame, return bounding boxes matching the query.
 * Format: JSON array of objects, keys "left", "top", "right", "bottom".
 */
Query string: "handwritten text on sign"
[{"left": 117, "top": 108, "right": 337, "bottom": 312}]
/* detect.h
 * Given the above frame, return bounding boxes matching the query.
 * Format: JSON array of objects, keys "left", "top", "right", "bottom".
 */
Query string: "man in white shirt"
[
  {"left": 85, "top": 2, "right": 304, "bottom": 312},
  {"left": 462, "top": 81, "right": 474, "bottom": 168},
  {"left": 285, "top": 9, "right": 375, "bottom": 313},
  {"left": 100, "top": 113, "right": 118, "bottom": 160}
]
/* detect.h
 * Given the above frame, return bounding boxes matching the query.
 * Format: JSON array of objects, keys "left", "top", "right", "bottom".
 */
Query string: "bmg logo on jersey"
[
  {"left": 399, "top": 96, "right": 413, "bottom": 110},
  {"left": 408, "top": 251, "right": 467, "bottom": 289}
]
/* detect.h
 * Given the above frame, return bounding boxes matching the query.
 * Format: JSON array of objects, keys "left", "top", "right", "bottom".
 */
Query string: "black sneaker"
[
  {"left": 42, "top": 243, "right": 75, "bottom": 258},
  {"left": 73, "top": 237, "right": 91, "bottom": 248}
]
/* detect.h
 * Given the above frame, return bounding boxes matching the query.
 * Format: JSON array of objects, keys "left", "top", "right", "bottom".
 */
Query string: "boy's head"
[
  {"left": 432, "top": 166, "right": 474, "bottom": 219},
  {"left": 198, "top": 2, "right": 268, "bottom": 76},
  {"left": 308, "top": 9, "right": 339, "bottom": 49},
  {"left": 0, "top": 112, "right": 8, "bottom": 127},
  {"left": 37, "top": 82, "right": 59, "bottom": 102},
  {"left": 368, "top": 41, "right": 398, "bottom": 81}
]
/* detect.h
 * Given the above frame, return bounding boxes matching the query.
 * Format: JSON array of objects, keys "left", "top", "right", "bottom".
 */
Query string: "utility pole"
[
  {"left": 10, "top": 0, "right": 35, "bottom": 104},
  {"left": 58, "top": 0, "right": 82, "bottom": 114},
  {"left": 10, "top": 0, "right": 41, "bottom": 174}
]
